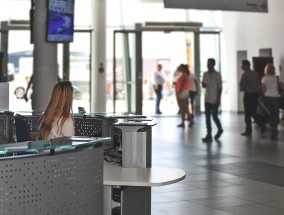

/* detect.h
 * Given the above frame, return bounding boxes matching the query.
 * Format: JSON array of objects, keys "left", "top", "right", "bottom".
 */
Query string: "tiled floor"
[{"left": 151, "top": 113, "right": 284, "bottom": 215}]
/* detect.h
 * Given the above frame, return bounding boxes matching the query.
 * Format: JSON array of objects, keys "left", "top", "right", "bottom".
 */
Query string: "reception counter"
[
  {"left": 0, "top": 111, "right": 186, "bottom": 215},
  {"left": 0, "top": 137, "right": 110, "bottom": 215}
]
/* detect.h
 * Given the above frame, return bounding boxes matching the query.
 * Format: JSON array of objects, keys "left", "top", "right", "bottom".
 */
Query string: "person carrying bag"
[
  {"left": 261, "top": 63, "right": 283, "bottom": 139},
  {"left": 276, "top": 76, "right": 284, "bottom": 109}
]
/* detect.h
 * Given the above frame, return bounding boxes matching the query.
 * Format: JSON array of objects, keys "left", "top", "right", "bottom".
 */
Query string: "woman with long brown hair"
[{"left": 38, "top": 81, "right": 75, "bottom": 140}]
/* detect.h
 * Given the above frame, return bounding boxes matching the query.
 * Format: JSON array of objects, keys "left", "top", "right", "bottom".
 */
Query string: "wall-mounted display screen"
[{"left": 47, "top": 0, "right": 75, "bottom": 43}]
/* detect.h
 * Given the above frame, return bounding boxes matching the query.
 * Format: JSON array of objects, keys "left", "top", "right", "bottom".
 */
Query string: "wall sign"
[{"left": 164, "top": 0, "right": 268, "bottom": 13}]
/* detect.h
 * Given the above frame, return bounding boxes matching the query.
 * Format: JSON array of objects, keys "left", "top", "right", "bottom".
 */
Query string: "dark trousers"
[
  {"left": 264, "top": 96, "right": 279, "bottom": 130},
  {"left": 154, "top": 84, "right": 163, "bottom": 113},
  {"left": 243, "top": 92, "right": 263, "bottom": 133},
  {"left": 189, "top": 91, "right": 196, "bottom": 116},
  {"left": 205, "top": 103, "right": 222, "bottom": 135}
]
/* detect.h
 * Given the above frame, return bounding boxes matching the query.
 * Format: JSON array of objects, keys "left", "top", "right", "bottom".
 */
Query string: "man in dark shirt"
[{"left": 239, "top": 59, "right": 265, "bottom": 136}]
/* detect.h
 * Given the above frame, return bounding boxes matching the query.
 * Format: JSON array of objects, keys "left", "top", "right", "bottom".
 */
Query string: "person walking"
[
  {"left": 239, "top": 59, "right": 266, "bottom": 136},
  {"left": 175, "top": 64, "right": 190, "bottom": 127},
  {"left": 201, "top": 58, "right": 223, "bottom": 142},
  {"left": 260, "top": 63, "right": 284, "bottom": 139},
  {"left": 153, "top": 64, "right": 166, "bottom": 114}
]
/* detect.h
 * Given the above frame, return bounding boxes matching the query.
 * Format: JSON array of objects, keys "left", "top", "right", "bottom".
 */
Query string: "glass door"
[
  {"left": 112, "top": 30, "right": 143, "bottom": 114},
  {"left": 198, "top": 32, "right": 223, "bottom": 112}
]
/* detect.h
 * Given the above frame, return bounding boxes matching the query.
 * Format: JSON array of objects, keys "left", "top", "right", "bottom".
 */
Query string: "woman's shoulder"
[
  {"left": 262, "top": 75, "right": 277, "bottom": 82},
  {"left": 65, "top": 116, "right": 74, "bottom": 123},
  {"left": 58, "top": 116, "right": 73, "bottom": 123},
  {"left": 265, "top": 74, "right": 277, "bottom": 79}
]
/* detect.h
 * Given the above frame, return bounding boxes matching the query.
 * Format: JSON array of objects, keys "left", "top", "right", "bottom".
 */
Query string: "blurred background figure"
[
  {"left": 260, "top": 63, "right": 284, "bottom": 140},
  {"left": 24, "top": 74, "right": 62, "bottom": 102},
  {"left": 202, "top": 58, "right": 223, "bottom": 142},
  {"left": 188, "top": 69, "right": 199, "bottom": 127},
  {"left": 175, "top": 64, "right": 190, "bottom": 127},
  {"left": 239, "top": 59, "right": 265, "bottom": 136},
  {"left": 152, "top": 64, "right": 166, "bottom": 114}
]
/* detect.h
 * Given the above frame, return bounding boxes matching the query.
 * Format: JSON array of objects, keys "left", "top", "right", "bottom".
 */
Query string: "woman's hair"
[
  {"left": 38, "top": 81, "right": 73, "bottom": 140},
  {"left": 178, "top": 64, "right": 190, "bottom": 75},
  {"left": 264, "top": 63, "right": 275, "bottom": 75}
]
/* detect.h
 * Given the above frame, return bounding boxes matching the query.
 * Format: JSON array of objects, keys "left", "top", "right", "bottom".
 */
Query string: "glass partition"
[
  {"left": 69, "top": 32, "right": 92, "bottom": 113},
  {"left": 112, "top": 30, "right": 141, "bottom": 114},
  {"left": 199, "top": 33, "right": 226, "bottom": 112},
  {"left": 8, "top": 30, "right": 34, "bottom": 111},
  {"left": 6, "top": 29, "right": 92, "bottom": 113}
]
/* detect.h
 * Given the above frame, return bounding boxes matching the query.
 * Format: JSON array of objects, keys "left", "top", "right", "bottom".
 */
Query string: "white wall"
[{"left": 222, "top": 0, "right": 284, "bottom": 112}]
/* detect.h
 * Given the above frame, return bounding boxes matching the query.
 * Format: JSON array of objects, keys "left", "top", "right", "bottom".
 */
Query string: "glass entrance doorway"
[
  {"left": 111, "top": 30, "right": 143, "bottom": 114},
  {"left": 142, "top": 31, "right": 189, "bottom": 116},
  {"left": 111, "top": 22, "right": 222, "bottom": 115}
]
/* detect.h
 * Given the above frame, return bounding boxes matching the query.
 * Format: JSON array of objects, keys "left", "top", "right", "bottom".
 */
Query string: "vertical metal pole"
[
  {"left": 89, "top": 31, "right": 92, "bottom": 112},
  {"left": 194, "top": 31, "right": 201, "bottom": 114},
  {"left": 62, "top": 43, "right": 70, "bottom": 80},
  {"left": 0, "top": 23, "right": 8, "bottom": 82},
  {"left": 218, "top": 33, "right": 221, "bottom": 72},
  {"left": 113, "top": 31, "right": 117, "bottom": 113},
  {"left": 218, "top": 32, "right": 222, "bottom": 113},
  {"left": 135, "top": 31, "right": 143, "bottom": 115},
  {"left": 123, "top": 33, "right": 131, "bottom": 113}
]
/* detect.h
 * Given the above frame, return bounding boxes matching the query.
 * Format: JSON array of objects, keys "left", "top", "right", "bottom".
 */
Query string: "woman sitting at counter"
[{"left": 38, "top": 81, "right": 75, "bottom": 140}]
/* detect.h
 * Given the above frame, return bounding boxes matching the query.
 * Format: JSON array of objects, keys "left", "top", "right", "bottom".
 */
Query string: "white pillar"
[
  {"left": 32, "top": 0, "right": 58, "bottom": 112},
  {"left": 91, "top": 0, "right": 107, "bottom": 113}
]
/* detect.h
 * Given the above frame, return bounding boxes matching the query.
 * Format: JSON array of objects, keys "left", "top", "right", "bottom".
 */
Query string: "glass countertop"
[
  {"left": 0, "top": 110, "right": 43, "bottom": 116},
  {"left": 0, "top": 110, "right": 146, "bottom": 119},
  {"left": 114, "top": 118, "right": 157, "bottom": 126},
  {"left": 94, "top": 113, "right": 146, "bottom": 119},
  {"left": 0, "top": 137, "right": 110, "bottom": 155}
]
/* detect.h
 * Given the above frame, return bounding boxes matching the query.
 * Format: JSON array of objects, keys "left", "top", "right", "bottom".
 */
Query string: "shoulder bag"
[{"left": 276, "top": 76, "right": 284, "bottom": 109}]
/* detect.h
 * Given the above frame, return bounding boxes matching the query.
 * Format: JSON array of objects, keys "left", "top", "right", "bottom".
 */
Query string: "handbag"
[
  {"left": 257, "top": 95, "right": 270, "bottom": 123},
  {"left": 178, "top": 90, "right": 189, "bottom": 99},
  {"left": 276, "top": 76, "right": 284, "bottom": 109},
  {"left": 279, "top": 94, "right": 284, "bottom": 109}
]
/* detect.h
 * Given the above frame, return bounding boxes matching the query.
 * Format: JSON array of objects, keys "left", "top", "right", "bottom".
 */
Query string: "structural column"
[
  {"left": 91, "top": 0, "right": 107, "bottom": 112},
  {"left": 32, "top": 0, "right": 58, "bottom": 111}
]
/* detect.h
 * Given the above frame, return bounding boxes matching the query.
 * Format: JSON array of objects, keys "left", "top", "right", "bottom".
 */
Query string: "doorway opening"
[{"left": 111, "top": 22, "right": 222, "bottom": 115}]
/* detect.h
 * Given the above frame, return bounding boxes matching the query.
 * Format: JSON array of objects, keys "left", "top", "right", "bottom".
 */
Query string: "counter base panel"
[{"left": 0, "top": 146, "right": 103, "bottom": 215}]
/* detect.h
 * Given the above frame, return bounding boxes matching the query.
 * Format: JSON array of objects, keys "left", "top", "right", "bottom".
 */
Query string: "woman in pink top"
[{"left": 175, "top": 64, "right": 190, "bottom": 127}]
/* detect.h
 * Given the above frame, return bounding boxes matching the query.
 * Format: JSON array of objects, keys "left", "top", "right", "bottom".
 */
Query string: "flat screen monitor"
[{"left": 46, "top": 0, "right": 75, "bottom": 43}]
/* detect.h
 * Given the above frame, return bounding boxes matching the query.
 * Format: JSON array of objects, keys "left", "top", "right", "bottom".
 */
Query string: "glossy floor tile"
[{"left": 151, "top": 113, "right": 284, "bottom": 215}]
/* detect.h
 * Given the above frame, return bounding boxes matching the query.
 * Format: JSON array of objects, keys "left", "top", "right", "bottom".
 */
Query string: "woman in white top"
[
  {"left": 261, "top": 63, "right": 284, "bottom": 139},
  {"left": 38, "top": 81, "right": 75, "bottom": 140}
]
